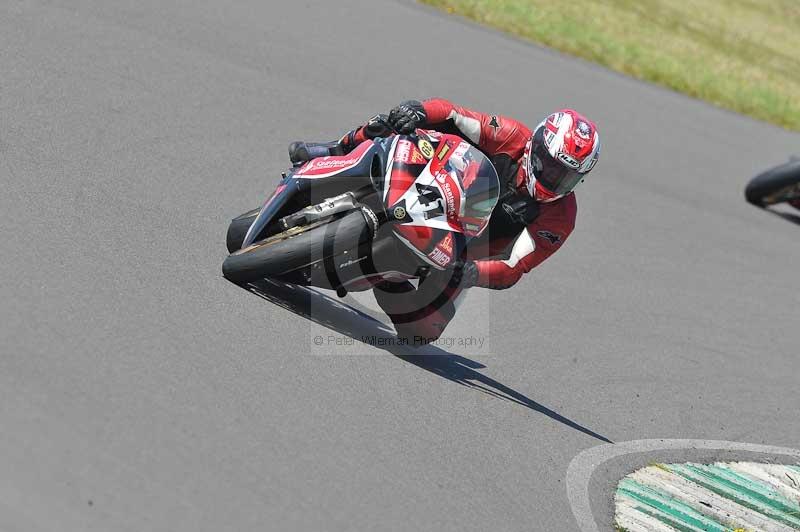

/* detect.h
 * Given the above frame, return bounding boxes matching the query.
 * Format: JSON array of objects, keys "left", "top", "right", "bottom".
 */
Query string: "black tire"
[
  {"left": 222, "top": 209, "right": 374, "bottom": 284},
  {"left": 226, "top": 207, "right": 261, "bottom": 253},
  {"left": 745, "top": 160, "right": 800, "bottom": 207}
]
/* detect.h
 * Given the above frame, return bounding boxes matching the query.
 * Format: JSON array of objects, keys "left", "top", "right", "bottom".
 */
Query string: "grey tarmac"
[{"left": 1, "top": 1, "right": 798, "bottom": 530}]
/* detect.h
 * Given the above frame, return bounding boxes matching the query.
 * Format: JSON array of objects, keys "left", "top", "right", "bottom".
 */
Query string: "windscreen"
[{"left": 442, "top": 144, "right": 500, "bottom": 238}]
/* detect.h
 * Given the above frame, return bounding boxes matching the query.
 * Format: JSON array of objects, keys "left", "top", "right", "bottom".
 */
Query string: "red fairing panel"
[
  {"left": 385, "top": 141, "right": 423, "bottom": 207},
  {"left": 293, "top": 141, "right": 372, "bottom": 179},
  {"left": 473, "top": 193, "right": 577, "bottom": 289},
  {"left": 422, "top": 98, "right": 532, "bottom": 159},
  {"left": 385, "top": 135, "right": 471, "bottom": 270}
]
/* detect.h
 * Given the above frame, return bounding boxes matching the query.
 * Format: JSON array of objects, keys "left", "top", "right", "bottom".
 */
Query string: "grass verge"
[{"left": 420, "top": 0, "right": 800, "bottom": 131}]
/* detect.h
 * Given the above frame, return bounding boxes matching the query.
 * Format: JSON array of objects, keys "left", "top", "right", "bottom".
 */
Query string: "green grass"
[{"left": 420, "top": 0, "right": 800, "bottom": 131}]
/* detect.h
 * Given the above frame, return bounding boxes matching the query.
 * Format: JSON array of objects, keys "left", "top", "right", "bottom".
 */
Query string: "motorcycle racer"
[{"left": 289, "top": 98, "right": 601, "bottom": 344}]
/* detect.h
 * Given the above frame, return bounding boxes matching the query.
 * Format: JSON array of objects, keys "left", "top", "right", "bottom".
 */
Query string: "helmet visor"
[{"left": 530, "top": 129, "right": 585, "bottom": 196}]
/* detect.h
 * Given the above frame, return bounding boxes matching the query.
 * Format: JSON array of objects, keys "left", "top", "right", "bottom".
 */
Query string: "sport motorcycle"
[
  {"left": 745, "top": 158, "right": 800, "bottom": 209},
  {"left": 222, "top": 131, "right": 501, "bottom": 295}
]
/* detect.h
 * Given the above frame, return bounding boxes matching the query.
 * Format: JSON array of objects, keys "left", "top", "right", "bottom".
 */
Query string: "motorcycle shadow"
[
  {"left": 764, "top": 207, "right": 800, "bottom": 226},
  {"left": 235, "top": 278, "right": 612, "bottom": 444}
]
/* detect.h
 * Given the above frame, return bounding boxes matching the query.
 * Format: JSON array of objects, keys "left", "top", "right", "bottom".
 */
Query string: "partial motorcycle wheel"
[
  {"left": 221, "top": 208, "right": 376, "bottom": 285},
  {"left": 745, "top": 159, "right": 800, "bottom": 207},
  {"left": 226, "top": 207, "right": 261, "bottom": 253}
]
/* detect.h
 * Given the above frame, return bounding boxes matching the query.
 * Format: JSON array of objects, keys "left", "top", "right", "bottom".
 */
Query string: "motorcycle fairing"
[
  {"left": 392, "top": 225, "right": 466, "bottom": 270},
  {"left": 242, "top": 141, "right": 383, "bottom": 249},
  {"left": 241, "top": 182, "right": 295, "bottom": 249},
  {"left": 293, "top": 141, "right": 375, "bottom": 179},
  {"left": 381, "top": 134, "right": 481, "bottom": 269}
]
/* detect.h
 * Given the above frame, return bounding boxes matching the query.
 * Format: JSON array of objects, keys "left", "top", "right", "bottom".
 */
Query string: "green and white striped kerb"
[{"left": 614, "top": 462, "right": 800, "bottom": 531}]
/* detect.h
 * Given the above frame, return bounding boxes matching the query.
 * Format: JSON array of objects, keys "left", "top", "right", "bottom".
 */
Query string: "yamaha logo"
[{"left": 393, "top": 206, "right": 406, "bottom": 220}]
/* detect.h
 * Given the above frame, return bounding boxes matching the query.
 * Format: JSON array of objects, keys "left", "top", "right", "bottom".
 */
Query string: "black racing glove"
[
  {"left": 363, "top": 113, "right": 392, "bottom": 139},
  {"left": 461, "top": 261, "right": 479, "bottom": 288},
  {"left": 451, "top": 260, "right": 479, "bottom": 289},
  {"left": 500, "top": 196, "right": 540, "bottom": 226},
  {"left": 387, "top": 100, "right": 427, "bottom": 134},
  {"left": 337, "top": 114, "right": 392, "bottom": 154}
]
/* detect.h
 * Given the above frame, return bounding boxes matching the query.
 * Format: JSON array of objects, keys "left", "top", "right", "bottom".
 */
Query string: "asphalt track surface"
[{"left": 1, "top": 1, "right": 799, "bottom": 530}]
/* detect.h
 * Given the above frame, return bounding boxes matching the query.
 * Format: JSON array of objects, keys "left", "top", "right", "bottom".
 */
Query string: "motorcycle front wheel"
[
  {"left": 745, "top": 159, "right": 800, "bottom": 207},
  {"left": 221, "top": 208, "right": 376, "bottom": 285},
  {"left": 226, "top": 207, "right": 261, "bottom": 253}
]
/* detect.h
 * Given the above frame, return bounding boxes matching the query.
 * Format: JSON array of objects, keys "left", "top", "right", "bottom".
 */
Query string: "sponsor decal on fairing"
[
  {"left": 428, "top": 248, "right": 451, "bottom": 267},
  {"left": 436, "top": 142, "right": 451, "bottom": 161},
  {"left": 394, "top": 139, "right": 428, "bottom": 165},
  {"left": 428, "top": 232, "right": 454, "bottom": 267},
  {"left": 338, "top": 256, "right": 368, "bottom": 269},
  {"left": 294, "top": 141, "right": 372, "bottom": 179},
  {"left": 417, "top": 139, "right": 434, "bottom": 159}
]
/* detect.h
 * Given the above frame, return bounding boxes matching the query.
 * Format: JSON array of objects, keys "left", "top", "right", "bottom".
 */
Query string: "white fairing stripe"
[
  {"left": 501, "top": 229, "right": 536, "bottom": 268},
  {"left": 448, "top": 110, "right": 481, "bottom": 144},
  {"left": 382, "top": 137, "right": 399, "bottom": 202}
]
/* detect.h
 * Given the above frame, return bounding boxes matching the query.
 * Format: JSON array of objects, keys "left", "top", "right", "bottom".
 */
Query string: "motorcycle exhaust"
[{"left": 279, "top": 192, "right": 359, "bottom": 231}]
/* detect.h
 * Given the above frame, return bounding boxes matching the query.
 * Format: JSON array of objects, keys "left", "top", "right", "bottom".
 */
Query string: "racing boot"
[
  {"left": 287, "top": 140, "right": 344, "bottom": 166},
  {"left": 288, "top": 114, "right": 393, "bottom": 166}
]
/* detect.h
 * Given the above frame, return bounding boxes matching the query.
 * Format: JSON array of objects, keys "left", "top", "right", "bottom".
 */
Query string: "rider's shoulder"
[{"left": 490, "top": 114, "right": 532, "bottom": 137}]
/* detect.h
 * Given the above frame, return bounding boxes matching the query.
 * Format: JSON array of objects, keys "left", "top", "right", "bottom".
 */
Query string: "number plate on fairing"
[{"left": 381, "top": 134, "right": 500, "bottom": 268}]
